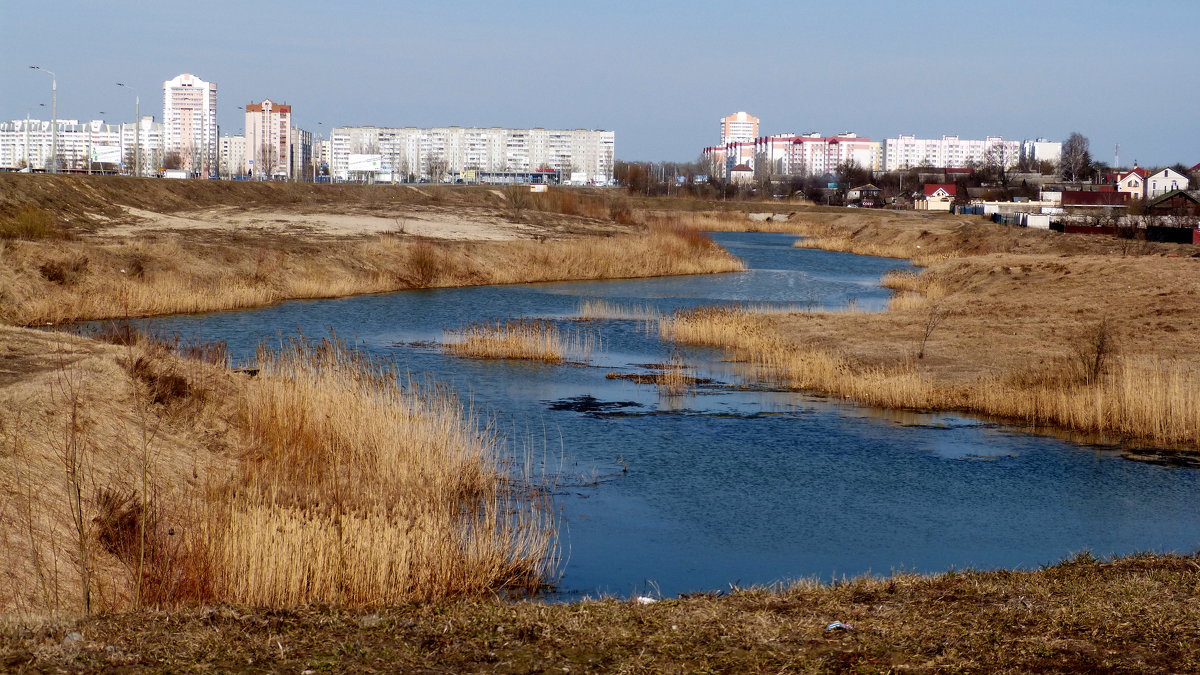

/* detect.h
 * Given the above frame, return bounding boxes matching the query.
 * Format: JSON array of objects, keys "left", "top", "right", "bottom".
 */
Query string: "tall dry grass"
[
  {"left": 881, "top": 270, "right": 950, "bottom": 311},
  {"left": 2, "top": 224, "right": 743, "bottom": 326},
  {"left": 653, "top": 355, "right": 695, "bottom": 397},
  {"left": 0, "top": 331, "right": 556, "bottom": 613},
  {"left": 660, "top": 306, "right": 1200, "bottom": 448},
  {"left": 576, "top": 299, "right": 662, "bottom": 321},
  {"left": 212, "top": 339, "right": 555, "bottom": 605},
  {"left": 444, "top": 320, "right": 593, "bottom": 363}
]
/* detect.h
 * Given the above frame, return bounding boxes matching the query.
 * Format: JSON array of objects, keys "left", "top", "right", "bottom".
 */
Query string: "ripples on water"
[{"left": 121, "top": 232, "right": 1200, "bottom": 599}]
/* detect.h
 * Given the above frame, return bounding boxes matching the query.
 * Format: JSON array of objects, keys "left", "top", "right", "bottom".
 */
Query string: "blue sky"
[{"left": 3, "top": 0, "right": 1197, "bottom": 165}]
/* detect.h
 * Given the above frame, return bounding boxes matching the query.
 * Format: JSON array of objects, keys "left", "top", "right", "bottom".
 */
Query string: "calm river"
[{"left": 122, "top": 232, "right": 1200, "bottom": 599}]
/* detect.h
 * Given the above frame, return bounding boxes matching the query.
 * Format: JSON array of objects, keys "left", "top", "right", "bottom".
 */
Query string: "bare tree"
[
  {"left": 917, "top": 303, "right": 948, "bottom": 360},
  {"left": 1072, "top": 318, "right": 1118, "bottom": 385},
  {"left": 258, "top": 143, "right": 277, "bottom": 179},
  {"left": 984, "top": 144, "right": 1010, "bottom": 185},
  {"left": 426, "top": 155, "right": 449, "bottom": 182},
  {"left": 1060, "top": 132, "right": 1092, "bottom": 182}
]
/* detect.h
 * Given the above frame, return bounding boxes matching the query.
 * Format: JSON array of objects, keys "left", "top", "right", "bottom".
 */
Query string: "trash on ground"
[{"left": 825, "top": 621, "right": 854, "bottom": 631}]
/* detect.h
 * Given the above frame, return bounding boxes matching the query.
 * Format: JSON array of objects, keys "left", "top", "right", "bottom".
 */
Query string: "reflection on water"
[{"left": 118, "top": 232, "right": 1200, "bottom": 599}]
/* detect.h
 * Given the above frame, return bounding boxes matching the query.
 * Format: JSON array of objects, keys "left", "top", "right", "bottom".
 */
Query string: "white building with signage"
[{"left": 0, "top": 117, "right": 162, "bottom": 173}]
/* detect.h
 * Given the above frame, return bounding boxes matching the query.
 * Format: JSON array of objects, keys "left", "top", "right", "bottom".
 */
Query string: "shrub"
[{"left": 0, "top": 206, "right": 65, "bottom": 240}]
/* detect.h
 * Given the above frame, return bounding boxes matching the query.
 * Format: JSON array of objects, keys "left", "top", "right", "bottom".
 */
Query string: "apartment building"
[
  {"left": 329, "top": 126, "right": 614, "bottom": 183},
  {"left": 704, "top": 131, "right": 879, "bottom": 179},
  {"left": 163, "top": 73, "right": 218, "bottom": 177},
  {"left": 0, "top": 117, "right": 162, "bottom": 173},
  {"left": 883, "top": 135, "right": 1020, "bottom": 171},
  {"left": 244, "top": 99, "right": 292, "bottom": 178},
  {"left": 291, "top": 127, "right": 313, "bottom": 181},
  {"left": 1020, "top": 138, "right": 1062, "bottom": 166},
  {"left": 218, "top": 135, "right": 246, "bottom": 178},
  {"left": 720, "top": 112, "right": 759, "bottom": 145}
]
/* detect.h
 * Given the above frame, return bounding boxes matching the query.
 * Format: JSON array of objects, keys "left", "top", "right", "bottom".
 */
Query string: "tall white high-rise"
[
  {"left": 720, "top": 112, "right": 759, "bottom": 145},
  {"left": 244, "top": 99, "right": 292, "bottom": 179},
  {"left": 162, "top": 73, "right": 218, "bottom": 177}
]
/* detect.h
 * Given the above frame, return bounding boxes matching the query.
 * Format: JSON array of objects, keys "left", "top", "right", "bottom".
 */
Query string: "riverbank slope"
[
  {"left": 0, "top": 175, "right": 741, "bottom": 325},
  {"left": 661, "top": 207, "right": 1200, "bottom": 454}
]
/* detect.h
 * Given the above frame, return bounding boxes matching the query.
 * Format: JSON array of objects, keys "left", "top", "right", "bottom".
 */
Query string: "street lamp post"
[
  {"left": 116, "top": 83, "right": 140, "bottom": 177},
  {"left": 30, "top": 66, "right": 56, "bottom": 173}
]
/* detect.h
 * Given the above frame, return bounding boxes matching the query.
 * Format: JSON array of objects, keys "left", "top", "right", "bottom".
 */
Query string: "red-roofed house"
[
  {"left": 916, "top": 184, "right": 956, "bottom": 211},
  {"left": 729, "top": 163, "right": 754, "bottom": 184},
  {"left": 924, "top": 184, "right": 957, "bottom": 199},
  {"left": 1116, "top": 166, "right": 1148, "bottom": 200}
]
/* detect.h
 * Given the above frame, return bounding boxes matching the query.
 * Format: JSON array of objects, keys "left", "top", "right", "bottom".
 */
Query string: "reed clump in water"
[
  {"left": 443, "top": 320, "right": 593, "bottom": 363},
  {"left": 576, "top": 299, "right": 662, "bottom": 321},
  {"left": 654, "top": 354, "right": 695, "bottom": 397}
]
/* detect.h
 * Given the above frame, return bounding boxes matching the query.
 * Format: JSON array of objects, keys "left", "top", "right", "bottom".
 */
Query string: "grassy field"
[{"left": 4, "top": 553, "right": 1199, "bottom": 672}]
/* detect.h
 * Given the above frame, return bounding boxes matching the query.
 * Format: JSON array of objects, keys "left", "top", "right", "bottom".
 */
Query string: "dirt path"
[{"left": 104, "top": 204, "right": 543, "bottom": 241}]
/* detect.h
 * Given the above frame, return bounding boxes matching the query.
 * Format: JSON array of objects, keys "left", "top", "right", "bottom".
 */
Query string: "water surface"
[{"left": 125, "top": 232, "right": 1200, "bottom": 598}]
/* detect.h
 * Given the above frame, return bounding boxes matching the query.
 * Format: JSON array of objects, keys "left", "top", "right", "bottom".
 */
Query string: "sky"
[{"left": 3, "top": 0, "right": 1197, "bottom": 166}]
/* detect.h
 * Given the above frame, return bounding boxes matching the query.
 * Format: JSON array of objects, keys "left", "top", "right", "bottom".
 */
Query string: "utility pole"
[
  {"left": 30, "top": 66, "right": 57, "bottom": 173},
  {"left": 117, "top": 83, "right": 140, "bottom": 177}
]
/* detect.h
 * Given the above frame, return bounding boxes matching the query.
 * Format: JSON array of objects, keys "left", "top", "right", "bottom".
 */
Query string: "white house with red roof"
[
  {"left": 916, "top": 183, "right": 956, "bottom": 211},
  {"left": 924, "top": 183, "right": 957, "bottom": 200},
  {"left": 729, "top": 163, "right": 754, "bottom": 184},
  {"left": 1115, "top": 166, "right": 1148, "bottom": 199}
]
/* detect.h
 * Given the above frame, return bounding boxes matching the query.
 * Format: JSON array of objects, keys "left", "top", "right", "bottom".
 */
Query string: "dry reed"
[
  {"left": 576, "top": 299, "right": 662, "bottom": 321},
  {"left": 214, "top": 338, "right": 556, "bottom": 605},
  {"left": 443, "top": 320, "right": 592, "bottom": 363},
  {"left": 654, "top": 355, "right": 694, "bottom": 397},
  {"left": 660, "top": 306, "right": 1200, "bottom": 448},
  {"left": 881, "top": 269, "right": 950, "bottom": 311},
  {"left": 2, "top": 225, "right": 743, "bottom": 326},
  {"left": 0, "top": 330, "right": 556, "bottom": 613}
]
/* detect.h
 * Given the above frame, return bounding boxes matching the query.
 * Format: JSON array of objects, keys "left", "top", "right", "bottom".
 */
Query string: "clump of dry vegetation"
[
  {"left": 220, "top": 339, "right": 554, "bottom": 605},
  {"left": 576, "top": 298, "right": 661, "bottom": 321},
  {"left": 443, "top": 319, "right": 594, "bottom": 363},
  {"left": 0, "top": 206, "right": 68, "bottom": 240},
  {"left": 0, "top": 327, "right": 555, "bottom": 614}
]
